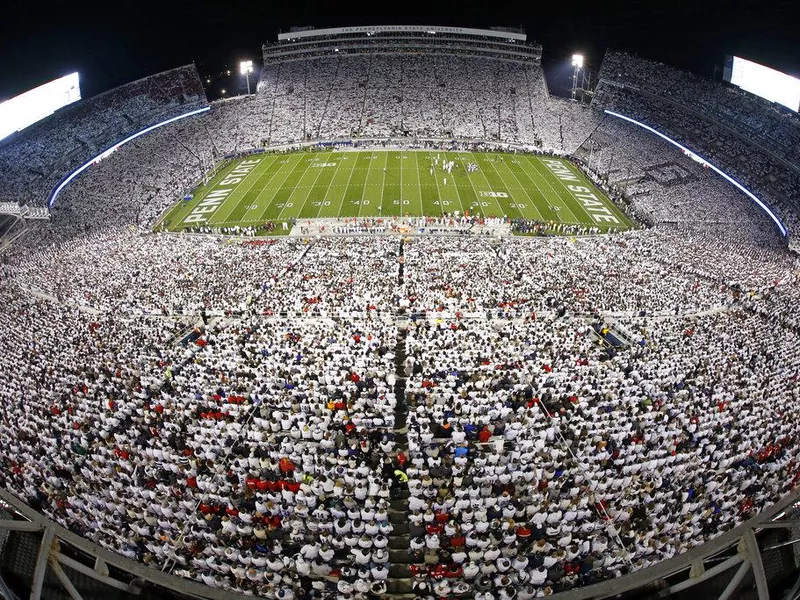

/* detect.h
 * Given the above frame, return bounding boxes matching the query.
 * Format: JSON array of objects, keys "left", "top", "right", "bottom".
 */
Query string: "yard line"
[
  {"left": 535, "top": 157, "right": 630, "bottom": 228},
  {"left": 470, "top": 153, "right": 523, "bottom": 219},
  {"left": 311, "top": 154, "right": 349, "bottom": 219},
  {"left": 416, "top": 151, "right": 441, "bottom": 217},
  {"left": 429, "top": 153, "right": 448, "bottom": 218},
  {"left": 369, "top": 151, "right": 390, "bottom": 220},
  {"left": 170, "top": 160, "right": 238, "bottom": 226},
  {"left": 523, "top": 155, "right": 583, "bottom": 224},
  {"left": 450, "top": 153, "right": 488, "bottom": 217},
  {"left": 443, "top": 152, "right": 473, "bottom": 217},
  {"left": 410, "top": 151, "right": 425, "bottom": 216},
  {"left": 481, "top": 153, "right": 544, "bottom": 221},
  {"left": 510, "top": 155, "right": 568, "bottom": 224},
  {"left": 452, "top": 154, "right": 484, "bottom": 217},
  {"left": 222, "top": 154, "right": 290, "bottom": 223},
  {"left": 279, "top": 151, "right": 336, "bottom": 221},
  {"left": 378, "top": 153, "right": 388, "bottom": 219},
  {"left": 324, "top": 151, "right": 360, "bottom": 219},
  {"left": 196, "top": 154, "right": 280, "bottom": 226},
  {"left": 221, "top": 154, "right": 305, "bottom": 226},
  {"left": 253, "top": 153, "right": 313, "bottom": 224},
  {"left": 351, "top": 151, "right": 377, "bottom": 219},
  {"left": 337, "top": 152, "right": 368, "bottom": 218},
  {"left": 461, "top": 153, "right": 506, "bottom": 218}
]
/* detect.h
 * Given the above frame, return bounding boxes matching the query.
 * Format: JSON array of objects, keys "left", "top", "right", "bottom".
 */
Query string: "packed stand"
[
  {"left": 593, "top": 56, "right": 800, "bottom": 237},
  {"left": 0, "top": 65, "right": 207, "bottom": 207}
]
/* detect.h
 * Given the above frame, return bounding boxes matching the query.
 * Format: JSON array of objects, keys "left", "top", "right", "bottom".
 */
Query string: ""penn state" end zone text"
[
  {"left": 183, "top": 159, "right": 262, "bottom": 224},
  {"left": 542, "top": 159, "right": 621, "bottom": 224}
]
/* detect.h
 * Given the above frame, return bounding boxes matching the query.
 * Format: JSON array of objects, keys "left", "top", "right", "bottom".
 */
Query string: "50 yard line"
[
  {"left": 371, "top": 151, "right": 390, "bottom": 220},
  {"left": 313, "top": 153, "right": 350, "bottom": 218},
  {"left": 399, "top": 150, "right": 403, "bottom": 219}
]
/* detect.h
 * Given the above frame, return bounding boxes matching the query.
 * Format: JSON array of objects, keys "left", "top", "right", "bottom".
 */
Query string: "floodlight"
[
  {"left": 239, "top": 60, "right": 255, "bottom": 95},
  {"left": 571, "top": 54, "right": 585, "bottom": 101}
]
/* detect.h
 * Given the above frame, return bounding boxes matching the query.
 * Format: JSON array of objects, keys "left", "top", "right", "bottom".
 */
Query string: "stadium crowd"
[
  {"left": 594, "top": 54, "right": 800, "bottom": 237},
  {"left": 598, "top": 51, "right": 800, "bottom": 167},
  {"left": 0, "top": 65, "right": 207, "bottom": 209},
  {"left": 3, "top": 205, "right": 799, "bottom": 599},
  {"left": 401, "top": 304, "right": 800, "bottom": 596}
]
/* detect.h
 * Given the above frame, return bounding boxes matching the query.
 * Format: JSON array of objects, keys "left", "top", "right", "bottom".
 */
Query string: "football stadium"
[{"left": 1, "top": 16, "right": 800, "bottom": 600}]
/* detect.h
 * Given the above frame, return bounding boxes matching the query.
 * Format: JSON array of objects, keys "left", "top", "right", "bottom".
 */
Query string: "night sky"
[{"left": 1, "top": 0, "right": 798, "bottom": 101}]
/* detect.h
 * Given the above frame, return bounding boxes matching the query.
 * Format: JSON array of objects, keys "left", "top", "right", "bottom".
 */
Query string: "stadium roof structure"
[
  {"left": 277, "top": 25, "right": 528, "bottom": 42},
  {"left": 265, "top": 25, "right": 541, "bottom": 66}
]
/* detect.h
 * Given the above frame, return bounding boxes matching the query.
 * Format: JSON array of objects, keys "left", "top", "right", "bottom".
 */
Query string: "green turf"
[{"left": 155, "top": 149, "right": 632, "bottom": 234}]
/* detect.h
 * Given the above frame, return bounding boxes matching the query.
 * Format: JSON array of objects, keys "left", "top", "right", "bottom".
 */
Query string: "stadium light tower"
[
  {"left": 571, "top": 54, "right": 584, "bottom": 101},
  {"left": 240, "top": 60, "right": 254, "bottom": 95}
]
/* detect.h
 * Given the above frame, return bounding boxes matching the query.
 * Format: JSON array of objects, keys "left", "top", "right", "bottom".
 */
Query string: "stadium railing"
[
  {"left": 553, "top": 485, "right": 800, "bottom": 599},
  {"left": 2, "top": 475, "right": 799, "bottom": 599},
  {"left": 0, "top": 487, "right": 245, "bottom": 600}
]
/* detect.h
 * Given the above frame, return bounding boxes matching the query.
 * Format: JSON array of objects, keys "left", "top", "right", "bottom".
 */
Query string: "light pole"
[
  {"left": 571, "top": 54, "right": 584, "bottom": 101},
  {"left": 240, "top": 60, "right": 254, "bottom": 95}
]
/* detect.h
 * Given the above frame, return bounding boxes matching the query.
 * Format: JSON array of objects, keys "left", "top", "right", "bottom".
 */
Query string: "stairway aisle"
[{"left": 386, "top": 237, "right": 413, "bottom": 597}]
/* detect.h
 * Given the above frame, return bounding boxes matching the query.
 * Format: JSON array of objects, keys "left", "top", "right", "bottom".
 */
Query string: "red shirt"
[
  {"left": 282, "top": 480, "right": 301, "bottom": 493},
  {"left": 450, "top": 535, "right": 466, "bottom": 547},
  {"left": 426, "top": 523, "right": 443, "bottom": 535}
]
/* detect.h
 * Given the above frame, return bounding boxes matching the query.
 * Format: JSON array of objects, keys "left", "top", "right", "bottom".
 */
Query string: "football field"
[{"left": 156, "top": 149, "right": 632, "bottom": 233}]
